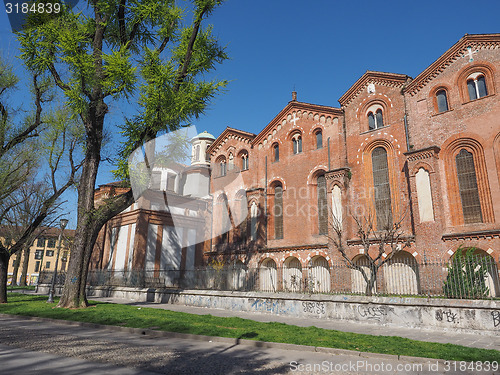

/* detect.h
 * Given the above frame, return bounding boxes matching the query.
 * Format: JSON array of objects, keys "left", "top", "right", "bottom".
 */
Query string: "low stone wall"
[{"left": 40, "top": 285, "right": 500, "bottom": 335}]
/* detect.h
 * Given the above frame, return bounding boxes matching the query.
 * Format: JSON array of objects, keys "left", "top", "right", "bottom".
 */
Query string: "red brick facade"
[{"left": 207, "top": 34, "right": 500, "bottom": 290}]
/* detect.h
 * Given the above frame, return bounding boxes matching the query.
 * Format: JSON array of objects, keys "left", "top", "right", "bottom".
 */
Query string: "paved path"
[
  {"left": 0, "top": 315, "right": 479, "bottom": 375},
  {"left": 91, "top": 296, "right": 500, "bottom": 351}
]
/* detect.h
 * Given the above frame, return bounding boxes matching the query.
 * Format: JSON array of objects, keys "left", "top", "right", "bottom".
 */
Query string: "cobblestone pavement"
[{"left": 0, "top": 315, "right": 483, "bottom": 375}]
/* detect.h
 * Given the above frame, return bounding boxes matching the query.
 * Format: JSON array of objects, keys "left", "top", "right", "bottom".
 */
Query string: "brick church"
[{"left": 92, "top": 34, "right": 500, "bottom": 296}]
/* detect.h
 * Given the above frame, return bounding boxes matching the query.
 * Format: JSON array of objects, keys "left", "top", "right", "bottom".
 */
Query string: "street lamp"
[{"left": 47, "top": 218, "right": 69, "bottom": 303}]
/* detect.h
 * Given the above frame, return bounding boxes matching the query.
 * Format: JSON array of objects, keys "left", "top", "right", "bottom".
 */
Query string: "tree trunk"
[
  {"left": 19, "top": 246, "right": 30, "bottom": 287},
  {"left": 11, "top": 252, "right": 20, "bottom": 286},
  {"left": 0, "top": 250, "right": 10, "bottom": 303}
]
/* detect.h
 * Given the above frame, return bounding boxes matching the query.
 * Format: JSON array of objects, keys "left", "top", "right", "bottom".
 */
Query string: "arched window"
[
  {"left": 317, "top": 175, "right": 328, "bottom": 235},
  {"left": 274, "top": 183, "right": 283, "bottom": 239},
  {"left": 436, "top": 90, "right": 449, "bottom": 113},
  {"left": 292, "top": 134, "right": 302, "bottom": 154},
  {"left": 368, "top": 110, "right": 384, "bottom": 130},
  {"left": 372, "top": 147, "right": 392, "bottom": 229},
  {"left": 219, "top": 159, "right": 226, "bottom": 177},
  {"left": 250, "top": 201, "right": 258, "bottom": 241},
  {"left": 315, "top": 130, "right": 323, "bottom": 149},
  {"left": 239, "top": 150, "right": 249, "bottom": 171},
  {"left": 467, "top": 74, "right": 488, "bottom": 101},
  {"left": 273, "top": 143, "right": 279, "bottom": 162},
  {"left": 456, "top": 149, "right": 482, "bottom": 224}
]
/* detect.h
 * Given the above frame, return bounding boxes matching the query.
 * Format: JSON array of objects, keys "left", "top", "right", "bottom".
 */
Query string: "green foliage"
[
  {"left": 2, "top": 293, "right": 500, "bottom": 363},
  {"left": 443, "top": 247, "right": 491, "bottom": 299}
]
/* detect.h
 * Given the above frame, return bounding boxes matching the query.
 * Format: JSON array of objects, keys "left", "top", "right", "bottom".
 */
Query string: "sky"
[{"left": 1, "top": 0, "right": 499, "bottom": 228}]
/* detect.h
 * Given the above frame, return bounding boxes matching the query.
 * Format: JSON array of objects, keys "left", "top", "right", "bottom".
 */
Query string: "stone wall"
[{"left": 79, "top": 286, "right": 500, "bottom": 336}]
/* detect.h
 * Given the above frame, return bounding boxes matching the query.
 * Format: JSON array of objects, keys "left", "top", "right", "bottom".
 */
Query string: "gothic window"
[
  {"left": 372, "top": 147, "right": 392, "bottom": 230},
  {"left": 456, "top": 149, "right": 483, "bottom": 224},
  {"left": 218, "top": 158, "right": 226, "bottom": 177},
  {"left": 315, "top": 130, "right": 323, "bottom": 149},
  {"left": 368, "top": 109, "right": 384, "bottom": 130},
  {"left": 317, "top": 175, "right": 328, "bottom": 235},
  {"left": 292, "top": 134, "right": 302, "bottom": 154},
  {"left": 467, "top": 74, "right": 488, "bottom": 101},
  {"left": 436, "top": 89, "right": 449, "bottom": 113},
  {"left": 240, "top": 151, "right": 249, "bottom": 170},
  {"left": 273, "top": 143, "right": 279, "bottom": 162},
  {"left": 274, "top": 183, "right": 283, "bottom": 239}
]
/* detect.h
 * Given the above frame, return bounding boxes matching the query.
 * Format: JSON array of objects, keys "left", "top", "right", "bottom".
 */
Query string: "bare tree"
[{"left": 328, "top": 207, "right": 412, "bottom": 296}]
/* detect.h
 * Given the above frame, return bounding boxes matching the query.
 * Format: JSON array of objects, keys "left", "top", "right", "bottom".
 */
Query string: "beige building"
[{"left": 6, "top": 227, "right": 75, "bottom": 285}]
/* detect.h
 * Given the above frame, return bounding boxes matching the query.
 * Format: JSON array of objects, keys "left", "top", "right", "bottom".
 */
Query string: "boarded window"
[
  {"left": 166, "top": 174, "right": 176, "bottom": 192},
  {"left": 372, "top": 147, "right": 392, "bottom": 229},
  {"left": 150, "top": 171, "right": 161, "bottom": 190},
  {"left": 456, "top": 149, "right": 482, "bottom": 224},
  {"left": 274, "top": 184, "right": 283, "bottom": 239},
  {"left": 317, "top": 175, "right": 328, "bottom": 235},
  {"left": 436, "top": 90, "right": 449, "bottom": 112}
]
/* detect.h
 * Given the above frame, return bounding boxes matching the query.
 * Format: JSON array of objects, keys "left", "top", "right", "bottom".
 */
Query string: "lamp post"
[{"left": 47, "top": 218, "right": 69, "bottom": 303}]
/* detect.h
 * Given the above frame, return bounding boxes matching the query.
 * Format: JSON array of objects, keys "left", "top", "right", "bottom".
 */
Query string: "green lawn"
[{"left": 1, "top": 293, "right": 498, "bottom": 363}]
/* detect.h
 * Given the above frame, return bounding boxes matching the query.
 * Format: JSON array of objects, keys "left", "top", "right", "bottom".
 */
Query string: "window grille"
[
  {"left": 274, "top": 184, "right": 283, "bottom": 239},
  {"left": 456, "top": 149, "right": 483, "bottom": 224},
  {"left": 317, "top": 175, "right": 328, "bottom": 234},
  {"left": 372, "top": 147, "right": 392, "bottom": 229}
]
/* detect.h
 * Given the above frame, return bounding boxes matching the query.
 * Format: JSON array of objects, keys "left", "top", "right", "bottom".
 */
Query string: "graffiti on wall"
[
  {"left": 492, "top": 311, "right": 500, "bottom": 328},
  {"left": 302, "top": 302, "right": 326, "bottom": 315},
  {"left": 357, "top": 305, "right": 389, "bottom": 321},
  {"left": 435, "top": 309, "right": 459, "bottom": 324}
]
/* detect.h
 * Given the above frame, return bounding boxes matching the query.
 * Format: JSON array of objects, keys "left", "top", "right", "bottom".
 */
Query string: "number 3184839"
[{"left": 5, "top": 2, "right": 61, "bottom": 14}]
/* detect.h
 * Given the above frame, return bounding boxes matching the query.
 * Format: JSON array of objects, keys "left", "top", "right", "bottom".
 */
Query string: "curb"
[{"left": 0, "top": 313, "right": 448, "bottom": 365}]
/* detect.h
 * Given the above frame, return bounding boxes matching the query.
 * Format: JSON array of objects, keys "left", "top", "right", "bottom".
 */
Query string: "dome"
[{"left": 192, "top": 130, "right": 215, "bottom": 141}]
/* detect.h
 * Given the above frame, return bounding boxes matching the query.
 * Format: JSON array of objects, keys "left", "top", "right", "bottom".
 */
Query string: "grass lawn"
[
  {"left": 1, "top": 293, "right": 498, "bottom": 363},
  {"left": 7, "top": 285, "right": 36, "bottom": 290}
]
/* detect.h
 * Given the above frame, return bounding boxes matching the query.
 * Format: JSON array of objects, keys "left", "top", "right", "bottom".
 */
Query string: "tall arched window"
[
  {"left": 315, "top": 130, "right": 323, "bottom": 149},
  {"left": 292, "top": 134, "right": 302, "bottom": 154},
  {"left": 317, "top": 175, "right": 328, "bottom": 235},
  {"left": 372, "top": 147, "right": 392, "bottom": 229},
  {"left": 241, "top": 152, "right": 249, "bottom": 170},
  {"left": 250, "top": 201, "right": 258, "bottom": 241},
  {"left": 273, "top": 143, "right": 279, "bottom": 162},
  {"left": 456, "top": 149, "right": 483, "bottom": 223},
  {"left": 219, "top": 160, "right": 226, "bottom": 177},
  {"left": 274, "top": 183, "right": 283, "bottom": 239},
  {"left": 436, "top": 90, "right": 449, "bottom": 113}
]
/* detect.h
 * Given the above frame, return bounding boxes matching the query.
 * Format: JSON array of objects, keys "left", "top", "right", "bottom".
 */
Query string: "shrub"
[{"left": 443, "top": 247, "right": 491, "bottom": 299}]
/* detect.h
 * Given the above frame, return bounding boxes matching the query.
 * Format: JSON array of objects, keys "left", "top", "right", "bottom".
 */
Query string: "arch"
[
  {"left": 234, "top": 189, "right": 248, "bottom": 242},
  {"left": 273, "top": 182, "right": 284, "bottom": 239},
  {"left": 415, "top": 168, "right": 435, "bottom": 222},
  {"left": 383, "top": 251, "right": 420, "bottom": 295},
  {"left": 228, "top": 260, "right": 247, "bottom": 291},
  {"left": 314, "top": 128, "right": 323, "bottom": 149},
  {"left": 238, "top": 149, "right": 249, "bottom": 171},
  {"left": 308, "top": 255, "right": 330, "bottom": 293},
  {"left": 283, "top": 256, "right": 302, "bottom": 292},
  {"left": 214, "top": 193, "right": 230, "bottom": 243},
  {"left": 260, "top": 258, "right": 277, "bottom": 292},
  {"left": 351, "top": 254, "right": 376, "bottom": 294},
  {"left": 429, "top": 85, "right": 451, "bottom": 113},
  {"left": 446, "top": 247, "right": 499, "bottom": 298},
  {"left": 360, "top": 99, "right": 390, "bottom": 131},
  {"left": 272, "top": 142, "right": 280, "bottom": 162},
  {"left": 317, "top": 174, "right": 328, "bottom": 235}
]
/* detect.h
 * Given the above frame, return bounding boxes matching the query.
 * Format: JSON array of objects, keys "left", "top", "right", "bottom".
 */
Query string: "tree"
[
  {"left": 329, "top": 208, "right": 412, "bottom": 296},
  {"left": 0, "top": 58, "right": 82, "bottom": 303},
  {"left": 19, "top": 0, "right": 228, "bottom": 308}
]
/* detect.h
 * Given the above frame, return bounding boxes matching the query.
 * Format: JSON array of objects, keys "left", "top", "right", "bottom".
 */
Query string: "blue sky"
[{"left": 1, "top": 0, "right": 499, "bottom": 228}]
